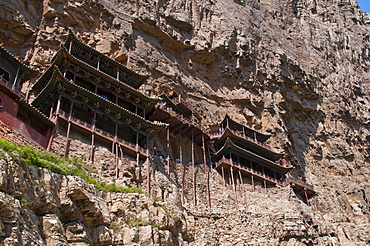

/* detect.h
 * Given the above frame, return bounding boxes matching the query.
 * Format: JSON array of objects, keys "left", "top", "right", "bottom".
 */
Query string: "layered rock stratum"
[{"left": 0, "top": 0, "right": 369, "bottom": 245}]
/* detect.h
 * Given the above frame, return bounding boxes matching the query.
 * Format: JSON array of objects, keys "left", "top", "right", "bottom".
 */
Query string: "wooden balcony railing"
[
  {"left": 58, "top": 110, "right": 147, "bottom": 155},
  {"left": 171, "top": 97, "right": 194, "bottom": 111},
  {"left": 215, "top": 157, "right": 281, "bottom": 184},
  {"left": 0, "top": 76, "right": 26, "bottom": 98},
  {"left": 157, "top": 103, "right": 205, "bottom": 132},
  {"left": 215, "top": 156, "right": 314, "bottom": 192},
  {"left": 209, "top": 128, "right": 279, "bottom": 153}
]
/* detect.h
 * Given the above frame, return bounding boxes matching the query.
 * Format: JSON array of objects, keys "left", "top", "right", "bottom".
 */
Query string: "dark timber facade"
[
  {"left": 0, "top": 45, "right": 54, "bottom": 149},
  {"left": 0, "top": 32, "right": 316, "bottom": 206},
  {"left": 31, "top": 32, "right": 166, "bottom": 168},
  {"left": 210, "top": 114, "right": 315, "bottom": 204}
]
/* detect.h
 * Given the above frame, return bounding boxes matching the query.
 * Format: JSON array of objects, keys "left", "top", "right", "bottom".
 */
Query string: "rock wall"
[{"left": 0, "top": 0, "right": 369, "bottom": 245}]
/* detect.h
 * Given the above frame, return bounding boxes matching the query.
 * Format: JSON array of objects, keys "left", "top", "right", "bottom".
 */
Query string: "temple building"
[
  {"left": 30, "top": 31, "right": 166, "bottom": 165},
  {"left": 149, "top": 90, "right": 207, "bottom": 145},
  {"left": 210, "top": 114, "right": 315, "bottom": 203},
  {"left": 149, "top": 90, "right": 211, "bottom": 205},
  {"left": 0, "top": 32, "right": 315, "bottom": 205},
  {"left": 0, "top": 45, "right": 54, "bottom": 149}
]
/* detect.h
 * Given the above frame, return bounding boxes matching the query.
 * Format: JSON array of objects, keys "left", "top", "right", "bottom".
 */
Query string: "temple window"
[
  {"left": 97, "top": 87, "right": 114, "bottom": 102},
  {"left": 100, "top": 60, "right": 116, "bottom": 78},
  {"left": 137, "top": 106, "right": 144, "bottom": 117},
  {"left": 0, "top": 66, "right": 10, "bottom": 82},
  {"left": 75, "top": 76, "right": 94, "bottom": 91},
  {"left": 65, "top": 70, "right": 74, "bottom": 81}
]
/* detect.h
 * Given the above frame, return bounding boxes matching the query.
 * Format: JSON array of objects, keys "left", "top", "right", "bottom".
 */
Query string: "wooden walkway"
[
  {"left": 58, "top": 110, "right": 148, "bottom": 157},
  {"left": 215, "top": 157, "right": 316, "bottom": 200}
]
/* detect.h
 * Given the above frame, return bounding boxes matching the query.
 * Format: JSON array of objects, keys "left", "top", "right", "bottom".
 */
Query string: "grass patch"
[
  {"left": 20, "top": 198, "right": 28, "bottom": 204},
  {"left": 0, "top": 138, "right": 144, "bottom": 194}
]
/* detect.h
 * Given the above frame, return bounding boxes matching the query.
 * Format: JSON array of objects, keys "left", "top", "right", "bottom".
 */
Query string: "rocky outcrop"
[
  {"left": 0, "top": 0, "right": 370, "bottom": 245},
  {"left": 0, "top": 150, "right": 188, "bottom": 245}
]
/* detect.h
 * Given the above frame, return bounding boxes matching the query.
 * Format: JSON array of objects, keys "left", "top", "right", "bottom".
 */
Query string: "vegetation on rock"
[{"left": 0, "top": 138, "right": 144, "bottom": 194}]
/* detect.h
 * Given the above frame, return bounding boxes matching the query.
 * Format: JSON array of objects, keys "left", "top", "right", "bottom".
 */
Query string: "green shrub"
[
  {"left": 20, "top": 198, "right": 28, "bottom": 203},
  {"left": 0, "top": 138, "right": 142, "bottom": 194},
  {"left": 0, "top": 138, "right": 19, "bottom": 152},
  {"left": 122, "top": 187, "right": 144, "bottom": 194},
  {"left": 152, "top": 223, "right": 161, "bottom": 228}
]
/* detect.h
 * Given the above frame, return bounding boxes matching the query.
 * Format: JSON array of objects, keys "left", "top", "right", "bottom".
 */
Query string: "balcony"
[{"left": 0, "top": 76, "right": 26, "bottom": 98}]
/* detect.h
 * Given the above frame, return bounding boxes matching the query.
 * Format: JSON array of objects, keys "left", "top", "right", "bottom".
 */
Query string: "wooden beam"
[
  {"left": 180, "top": 127, "right": 185, "bottom": 205},
  {"left": 166, "top": 125, "right": 170, "bottom": 176},
  {"left": 192, "top": 129, "right": 196, "bottom": 206},
  {"left": 202, "top": 134, "right": 211, "bottom": 207},
  {"left": 63, "top": 101, "right": 74, "bottom": 157},
  {"left": 146, "top": 137, "right": 150, "bottom": 195},
  {"left": 171, "top": 123, "right": 185, "bottom": 134}
]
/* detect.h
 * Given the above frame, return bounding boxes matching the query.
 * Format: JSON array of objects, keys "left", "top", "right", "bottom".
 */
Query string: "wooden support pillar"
[
  {"left": 115, "top": 143, "right": 119, "bottom": 179},
  {"left": 239, "top": 170, "right": 246, "bottom": 205},
  {"left": 236, "top": 171, "right": 241, "bottom": 191},
  {"left": 12, "top": 66, "right": 20, "bottom": 90},
  {"left": 136, "top": 130, "right": 139, "bottom": 163},
  {"left": 304, "top": 188, "right": 310, "bottom": 206},
  {"left": 46, "top": 97, "right": 59, "bottom": 151},
  {"left": 221, "top": 166, "right": 226, "bottom": 186},
  {"left": 180, "top": 127, "right": 185, "bottom": 205},
  {"left": 63, "top": 101, "right": 74, "bottom": 157},
  {"left": 90, "top": 112, "right": 97, "bottom": 162},
  {"left": 262, "top": 167, "right": 267, "bottom": 191},
  {"left": 69, "top": 40, "right": 73, "bottom": 53},
  {"left": 192, "top": 129, "right": 196, "bottom": 206},
  {"left": 166, "top": 126, "right": 170, "bottom": 176},
  {"left": 230, "top": 166, "right": 235, "bottom": 192},
  {"left": 115, "top": 122, "right": 119, "bottom": 179},
  {"left": 250, "top": 161, "right": 255, "bottom": 191},
  {"left": 202, "top": 134, "right": 211, "bottom": 207},
  {"left": 49, "top": 102, "right": 54, "bottom": 119},
  {"left": 64, "top": 121, "right": 71, "bottom": 157},
  {"left": 137, "top": 151, "right": 140, "bottom": 187},
  {"left": 206, "top": 142, "right": 213, "bottom": 174},
  {"left": 55, "top": 94, "right": 62, "bottom": 121},
  {"left": 146, "top": 137, "right": 150, "bottom": 195}
]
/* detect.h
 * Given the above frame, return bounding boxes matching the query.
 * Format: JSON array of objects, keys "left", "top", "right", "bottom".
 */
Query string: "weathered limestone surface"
[
  {"left": 0, "top": 0, "right": 369, "bottom": 245},
  {"left": 0, "top": 125, "right": 187, "bottom": 245}
]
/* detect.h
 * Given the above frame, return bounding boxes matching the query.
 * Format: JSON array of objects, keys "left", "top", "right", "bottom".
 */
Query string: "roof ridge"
[
  {"left": 0, "top": 45, "right": 39, "bottom": 74},
  {"left": 65, "top": 30, "right": 150, "bottom": 78},
  {"left": 34, "top": 67, "right": 166, "bottom": 128}
]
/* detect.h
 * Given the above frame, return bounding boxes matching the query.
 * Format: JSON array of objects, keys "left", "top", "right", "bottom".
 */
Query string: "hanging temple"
[{"left": 0, "top": 31, "right": 316, "bottom": 206}]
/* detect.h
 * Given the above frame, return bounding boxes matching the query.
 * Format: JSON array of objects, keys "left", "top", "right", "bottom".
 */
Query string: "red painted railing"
[
  {"left": 157, "top": 103, "right": 205, "bottom": 132},
  {"left": 0, "top": 76, "right": 26, "bottom": 98},
  {"left": 215, "top": 156, "right": 314, "bottom": 192},
  {"left": 209, "top": 129, "right": 275, "bottom": 152},
  {"left": 58, "top": 110, "right": 147, "bottom": 155},
  {"left": 171, "top": 97, "right": 194, "bottom": 111}
]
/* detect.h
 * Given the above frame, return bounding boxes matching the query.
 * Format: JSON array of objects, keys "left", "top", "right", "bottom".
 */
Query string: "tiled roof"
[
  {"left": 0, "top": 45, "right": 39, "bottom": 78},
  {"left": 32, "top": 45, "right": 159, "bottom": 103},
  {"left": 222, "top": 114, "right": 271, "bottom": 142},
  {"left": 32, "top": 67, "right": 167, "bottom": 128},
  {"left": 65, "top": 30, "right": 149, "bottom": 78},
  {"left": 212, "top": 138, "right": 292, "bottom": 173}
]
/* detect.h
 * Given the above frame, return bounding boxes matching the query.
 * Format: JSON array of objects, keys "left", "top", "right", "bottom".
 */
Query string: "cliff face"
[{"left": 0, "top": 0, "right": 370, "bottom": 245}]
